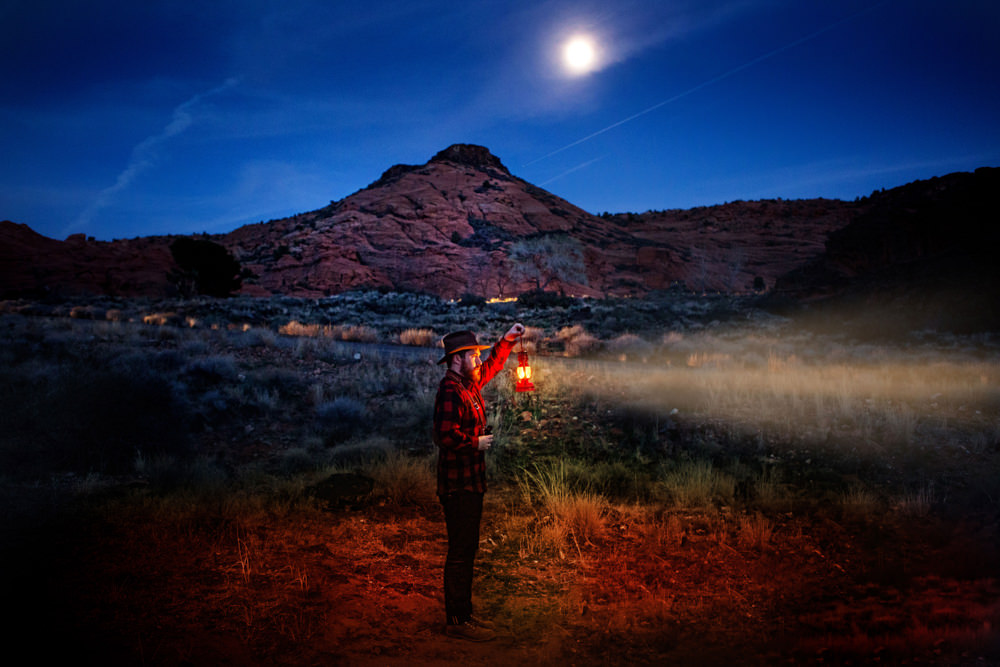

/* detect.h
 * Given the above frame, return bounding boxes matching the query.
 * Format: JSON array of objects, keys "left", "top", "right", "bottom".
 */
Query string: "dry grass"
[
  {"left": 658, "top": 460, "right": 735, "bottom": 509},
  {"left": 364, "top": 451, "right": 436, "bottom": 505},
  {"left": 518, "top": 461, "right": 607, "bottom": 551},
  {"left": 736, "top": 512, "right": 774, "bottom": 551},
  {"left": 398, "top": 327, "right": 436, "bottom": 346},
  {"left": 278, "top": 320, "right": 379, "bottom": 342}
]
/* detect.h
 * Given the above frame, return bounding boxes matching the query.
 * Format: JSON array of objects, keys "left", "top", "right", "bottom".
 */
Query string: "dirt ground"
[{"left": 6, "top": 480, "right": 999, "bottom": 667}]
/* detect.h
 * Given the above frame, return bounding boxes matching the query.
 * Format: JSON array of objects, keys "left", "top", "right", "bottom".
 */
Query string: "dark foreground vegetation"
[{"left": 2, "top": 291, "right": 999, "bottom": 665}]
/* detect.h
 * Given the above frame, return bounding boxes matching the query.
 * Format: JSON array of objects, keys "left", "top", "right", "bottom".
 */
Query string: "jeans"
[{"left": 440, "top": 490, "right": 484, "bottom": 625}]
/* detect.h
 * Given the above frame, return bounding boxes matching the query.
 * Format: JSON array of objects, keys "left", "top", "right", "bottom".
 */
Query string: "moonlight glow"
[{"left": 563, "top": 36, "right": 596, "bottom": 74}]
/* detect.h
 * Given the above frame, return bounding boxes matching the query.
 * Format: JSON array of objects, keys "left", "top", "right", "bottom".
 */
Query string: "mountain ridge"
[{"left": 1, "top": 145, "right": 994, "bottom": 321}]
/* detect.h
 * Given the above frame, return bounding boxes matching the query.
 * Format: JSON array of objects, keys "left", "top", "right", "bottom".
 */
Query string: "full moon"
[{"left": 563, "top": 36, "right": 596, "bottom": 73}]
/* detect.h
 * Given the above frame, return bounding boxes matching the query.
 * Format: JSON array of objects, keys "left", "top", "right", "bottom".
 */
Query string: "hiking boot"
[
  {"left": 445, "top": 621, "right": 496, "bottom": 642},
  {"left": 468, "top": 615, "right": 496, "bottom": 630}
]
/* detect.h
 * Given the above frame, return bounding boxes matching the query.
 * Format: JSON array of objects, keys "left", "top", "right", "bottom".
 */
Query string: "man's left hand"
[{"left": 504, "top": 323, "right": 525, "bottom": 342}]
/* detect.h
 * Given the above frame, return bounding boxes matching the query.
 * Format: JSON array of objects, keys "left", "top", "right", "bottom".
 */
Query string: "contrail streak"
[
  {"left": 69, "top": 77, "right": 239, "bottom": 235},
  {"left": 525, "top": 2, "right": 888, "bottom": 167},
  {"left": 539, "top": 155, "right": 606, "bottom": 186}
]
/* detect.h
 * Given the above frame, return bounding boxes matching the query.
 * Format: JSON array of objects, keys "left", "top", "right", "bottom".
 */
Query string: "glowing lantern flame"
[{"left": 515, "top": 341, "right": 534, "bottom": 392}]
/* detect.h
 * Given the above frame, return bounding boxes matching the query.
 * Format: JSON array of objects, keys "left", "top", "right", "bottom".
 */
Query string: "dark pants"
[{"left": 440, "top": 490, "right": 484, "bottom": 625}]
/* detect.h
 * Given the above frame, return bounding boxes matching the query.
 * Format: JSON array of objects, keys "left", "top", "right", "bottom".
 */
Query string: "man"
[{"left": 433, "top": 324, "right": 525, "bottom": 641}]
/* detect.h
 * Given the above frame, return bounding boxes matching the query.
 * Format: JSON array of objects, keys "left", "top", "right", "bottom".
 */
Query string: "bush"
[
  {"left": 399, "top": 328, "right": 436, "bottom": 347},
  {"left": 517, "top": 289, "right": 577, "bottom": 309},
  {"left": 607, "top": 333, "right": 653, "bottom": 360},
  {"left": 458, "top": 293, "right": 486, "bottom": 308},
  {"left": 556, "top": 324, "right": 602, "bottom": 357},
  {"left": 316, "top": 397, "right": 368, "bottom": 445},
  {"left": 334, "top": 324, "right": 378, "bottom": 343}
]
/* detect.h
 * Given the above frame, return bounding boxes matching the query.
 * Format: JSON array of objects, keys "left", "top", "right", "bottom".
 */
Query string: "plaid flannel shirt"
[{"left": 433, "top": 337, "right": 514, "bottom": 495}]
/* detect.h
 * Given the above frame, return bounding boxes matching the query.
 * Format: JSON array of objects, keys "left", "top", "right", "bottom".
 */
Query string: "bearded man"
[{"left": 433, "top": 323, "right": 525, "bottom": 641}]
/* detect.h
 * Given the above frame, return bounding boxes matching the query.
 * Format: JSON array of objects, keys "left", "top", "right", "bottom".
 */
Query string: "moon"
[{"left": 563, "top": 36, "right": 596, "bottom": 74}]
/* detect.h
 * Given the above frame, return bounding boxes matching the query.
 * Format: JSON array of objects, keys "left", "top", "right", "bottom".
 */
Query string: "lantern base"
[{"left": 515, "top": 380, "right": 535, "bottom": 392}]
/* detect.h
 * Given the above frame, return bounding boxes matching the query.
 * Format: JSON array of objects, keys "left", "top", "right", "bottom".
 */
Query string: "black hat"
[{"left": 438, "top": 330, "right": 489, "bottom": 364}]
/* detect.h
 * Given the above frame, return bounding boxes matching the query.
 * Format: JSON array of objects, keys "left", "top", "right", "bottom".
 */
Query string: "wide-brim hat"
[{"left": 438, "top": 330, "right": 489, "bottom": 364}]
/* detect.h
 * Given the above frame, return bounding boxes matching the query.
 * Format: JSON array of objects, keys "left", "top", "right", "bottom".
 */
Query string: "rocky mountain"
[
  {"left": 222, "top": 144, "right": 858, "bottom": 298},
  {"left": 1, "top": 145, "right": 993, "bottom": 320}
]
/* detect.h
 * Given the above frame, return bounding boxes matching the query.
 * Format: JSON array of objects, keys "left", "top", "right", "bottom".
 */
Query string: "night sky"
[{"left": 2, "top": 0, "right": 998, "bottom": 241}]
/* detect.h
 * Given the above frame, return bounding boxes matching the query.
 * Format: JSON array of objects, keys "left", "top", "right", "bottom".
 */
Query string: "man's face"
[{"left": 458, "top": 349, "right": 482, "bottom": 382}]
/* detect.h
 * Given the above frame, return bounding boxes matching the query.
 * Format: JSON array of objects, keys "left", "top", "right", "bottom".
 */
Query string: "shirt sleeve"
[{"left": 476, "top": 336, "right": 514, "bottom": 389}]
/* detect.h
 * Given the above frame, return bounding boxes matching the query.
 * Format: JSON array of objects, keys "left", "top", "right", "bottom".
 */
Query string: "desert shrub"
[
  {"left": 606, "top": 333, "right": 653, "bottom": 360},
  {"left": 333, "top": 324, "right": 378, "bottom": 343},
  {"left": 143, "top": 312, "right": 181, "bottom": 326},
  {"left": 326, "top": 435, "right": 394, "bottom": 467},
  {"left": 458, "top": 293, "right": 486, "bottom": 308},
  {"left": 517, "top": 288, "right": 576, "bottom": 309},
  {"left": 247, "top": 367, "right": 305, "bottom": 395},
  {"left": 279, "top": 320, "right": 324, "bottom": 337},
  {"left": 380, "top": 391, "right": 435, "bottom": 444},
  {"left": 282, "top": 321, "right": 380, "bottom": 343},
  {"left": 233, "top": 327, "right": 277, "bottom": 348},
  {"left": 556, "top": 324, "right": 602, "bottom": 357},
  {"left": 399, "top": 328, "right": 435, "bottom": 346},
  {"left": 137, "top": 453, "right": 229, "bottom": 491},
  {"left": 181, "top": 355, "right": 239, "bottom": 389},
  {"left": 316, "top": 397, "right": 368, "bottom": 445}
]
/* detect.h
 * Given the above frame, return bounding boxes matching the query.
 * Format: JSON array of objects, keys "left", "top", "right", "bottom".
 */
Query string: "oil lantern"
[{"left": 515, "top": 340, "right": 534, "bottom": 392}]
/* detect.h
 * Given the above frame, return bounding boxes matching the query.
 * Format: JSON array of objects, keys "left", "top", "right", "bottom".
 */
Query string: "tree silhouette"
[{"left": 169, "top": 238, "right": 242, "bottom": 297}]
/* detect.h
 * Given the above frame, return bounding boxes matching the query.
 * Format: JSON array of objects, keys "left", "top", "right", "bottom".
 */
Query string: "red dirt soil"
[{"left": 10, "top": 485, "right": 998, "bottom": 666}]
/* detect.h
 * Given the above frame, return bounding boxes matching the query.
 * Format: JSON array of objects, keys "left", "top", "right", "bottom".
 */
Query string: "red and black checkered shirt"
[{"left": 433, "top": 337, "right": 513, "bottom": 495}]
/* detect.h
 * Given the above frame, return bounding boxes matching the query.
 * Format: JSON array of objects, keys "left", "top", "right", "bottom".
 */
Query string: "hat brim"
[{"left": 437, "top": 344, "right": 490, "bottom": 364}]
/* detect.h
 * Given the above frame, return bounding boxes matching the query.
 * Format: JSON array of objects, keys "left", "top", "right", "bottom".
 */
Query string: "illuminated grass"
[
  {"left": 658, "top": 460, "right": 735, "bottom": 509},
  {"left": 518, "top": 460, "right": 607, "bottom": 548}
]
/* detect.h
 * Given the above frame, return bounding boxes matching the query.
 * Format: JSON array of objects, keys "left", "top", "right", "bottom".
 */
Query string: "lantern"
[{"left": 515, "top": 341, "right": 534, "bottom": 392}]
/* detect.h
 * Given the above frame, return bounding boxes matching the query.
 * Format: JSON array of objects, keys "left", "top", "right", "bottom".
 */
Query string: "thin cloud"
[{"left": 67, "top": 77, "right": 239, "bottom": 236}]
